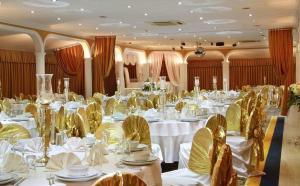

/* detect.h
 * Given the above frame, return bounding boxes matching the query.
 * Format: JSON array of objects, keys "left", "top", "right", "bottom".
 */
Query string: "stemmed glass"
[{"left": 26, "top": 155, "right": 37, "bottom": 176}]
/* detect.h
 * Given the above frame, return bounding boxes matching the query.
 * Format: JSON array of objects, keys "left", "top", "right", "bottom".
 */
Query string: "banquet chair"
[
  {"left": 95, "top": 122, "right": 124, "bottom": 144},
  {"left": 77, "top": 107, "right": 93, "bottom": 134},
  {"left": 56, "top": 106, "right": 66, "bottom": 131},
  {"left": 105, "top": 98, "right": 117, "bottom": 116},
  {"left": 142, "top": 99, "right": 154, "bottom": 110},
  {"left": 211, "top": 144, "right": 237, "bottom": 186},
  {"left": 179, "top": 90, "right": 190, "bottom": 98},
  {"left": 0, "top": 124, "right": 31, "bottom": 143},
  {"left": 93, "top": 172, "right": 146, "bottom": 186},
  {"left": 1, "top": 98, "right": 11, "bottom": 114},
  {"left": 226, "top": 103, "right": 241, "bottom": 134},
  {"left": 148, "top": 94, "right": 160, "bottom": 109},
  {"left": 86, "top": 102, "right": 102, "bottom": 133},
  {"left": 175, "top": 101, "right": 186, "bottom": 112},
  {"left": 114, "top": 102, "right": 128, "bottom": 114},
  {"left": 166, "top": 92, "right": 177, "bottom": 103},
  {"left": 122, "top": 115, "right": 162, "bottom": 159},
  {"left": 127, "top": 96, "right": 138, "bottom": 108},
  {"left": 162, "top": 128, "right": 214, "bottom": 186},
  {"left": 66, "top": 112, "right": 88, "bottom": 138},
  {"left": 93, "top": 92, "right": 104, "bottom": 105}
]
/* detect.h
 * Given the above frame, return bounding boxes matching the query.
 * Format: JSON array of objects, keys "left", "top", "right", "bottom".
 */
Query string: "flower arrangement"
[
  {"left": 288, "top": 84, "right": 300, "bottom": 111},
  {"left": 142, "top": 79, "right": 158, "bottom": 91}
]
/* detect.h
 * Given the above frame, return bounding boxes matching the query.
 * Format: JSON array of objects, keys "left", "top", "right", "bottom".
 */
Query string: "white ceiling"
[{"left": 0, "top": 0, "right": 299, "bottom": 50}]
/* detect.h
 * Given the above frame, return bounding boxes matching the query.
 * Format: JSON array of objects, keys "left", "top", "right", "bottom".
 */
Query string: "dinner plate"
[
  {"left": 121, "top": 155, "right": 158, "bottom": 166},
  {"left": 0, "top": 173, "right": 17, "bottom": 184},
  {"left": 146, "top": 118, "right": 160, "bottom": 123},
  {"left": 165, "top": 104, "right": 176, "bottom": 107},
  {"left": 55, "top": 169, "right": 99, "bottom": 179},
  {"left": 180, "top": 118, "right": 199, "bottom": 122},
  {"left": 9, "top": 117, "right": 29, "bottom": 121},
  {"left": 126, "top": 144, "right": 148, "bottom": 152},
  {"left": 55, "top": 173, "right": 102, "bottom": 182},
  {"left": 112, "top": 116, "right": 126, "bottom": 121}
]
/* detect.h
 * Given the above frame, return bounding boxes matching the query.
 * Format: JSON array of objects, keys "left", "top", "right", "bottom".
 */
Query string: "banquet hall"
[{"left": 0, "top": 0, "right": 299, "bottom": 185}]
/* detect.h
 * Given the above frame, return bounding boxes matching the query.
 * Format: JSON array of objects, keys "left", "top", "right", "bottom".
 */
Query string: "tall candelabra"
[
  {"left": 64, "top": 78, "right": 70, "bottom": 103},
  {"left": 159, "top": 76, "right": 167, "bottom": 119},
  {"left": 36, "top": 74, "right": 54, "bottom": 166}
]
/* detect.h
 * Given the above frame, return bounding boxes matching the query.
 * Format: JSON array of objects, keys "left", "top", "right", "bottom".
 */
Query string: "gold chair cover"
[
  {"left": 105, "top": 98, "right": 117, "bottom": 116},
  {"left": 226, "top": 103, "right": 241, "bottom": 132},
  {"left": 0, "top": 124, "right": 31, "bottom": 143},
  {"left": 114, "top": 102, "right": 128, "bottom": 114},
  {"left": 127, "top": 97, "right": 138, "bottom": 108},
  {"left": 95, "top": 122, "right": 124, "bottom": 144},
  {"left": 142, "top": 99, "right": 154, "bottom": 110},
  {"left": 245, "top": 108, "right": 264, "bottom": 169},
  {"left": 211, "top": 144, "right": 237, "bottom": 186},
  {"left": 93, "top": 172, "right": 146, "bottom": 186},
  {"left": 175, "top": 101, "right": 186, "bottom": 112},
  {"left": 86, "top": 102, "right": 102, "bottom": 133},
  {"left": 56, "top": 106, "right": 66, "bottom": 131},
  {"left": 149, "top": 94, "right": 160, "bottom": 109},
  {"left": 93, "top": 92, "right": 104, "bottom": 105},
  {"left": 179, "top": 90, "right": 190, "bottom": 98},
  {"left": 1, "top": 99, "right": 11, "bottom": 114},
  {"left": 247, "top": 97, "right": 256, "bottom": 115},
  {"left": 77, "top": 107, "right": 92, "bottom": 134},
  {"left": 166, "top": 92, "right": 177, "bottom": 103},
  {"left": 188, "top": 127, "right": 214, "bottom": 175},
  {"left": 24, "top": 103, "right": 40, "bottom": 130},
  {"left": 122, "top": 115, "right": 151, "bottom": 149},
  {"left": 66, "top": 113, "right": 88, "bottom": 138}
]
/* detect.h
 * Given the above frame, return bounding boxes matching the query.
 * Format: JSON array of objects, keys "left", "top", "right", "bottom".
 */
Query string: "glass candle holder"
[{"left": 64, "top": 78, "right": 70, "bottom": 102}]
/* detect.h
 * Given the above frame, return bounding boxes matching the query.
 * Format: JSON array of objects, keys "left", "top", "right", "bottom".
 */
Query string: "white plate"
[
  {"left": 126, "top": 144, "right": 148, "bottom": 152},
  {"left": 9, "top": 117, "right": 29, "bottom": 121},
  {"left": 165, "top": 104, "right": 176, "bottom": 107},
  {"left": 0, "top": 173, "right": 17, "bottom": 184},
  {"left": 56, "top": 169, "right": 99, "bottom": 179},
  {"left": 180, "top": 118, "right": 199, "bottom": 122},
  {"left": 112, "top": 116, "right": 126, "bottom": 121},
  {"left": 146, "top": 118, "right": 160, "bottom": 123},
  {"left": 55, "top": 173, "right": 102, "bottom": 182},
  {"left": 121, "top": 155, "right": 158, "bottom": 166}
]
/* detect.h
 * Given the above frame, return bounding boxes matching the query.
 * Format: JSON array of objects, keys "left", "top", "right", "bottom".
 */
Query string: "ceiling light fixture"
[
  {"left": 178, "top": 28, "right": 182, "bottom": 31},
  {"left": 78, "top": 23, "right": 82, "bottom": 26},
  {"left": 134, "top": 37, "right": 137, "bottom": 40},
  {"left": 249, "top": 13, "right": 253, "bottom": 17},
  {"left": 52, "top": 0, "right": 57, "bottom": 2},
  {"left": 127, "top": 5, "right": 132, "bottom": 8},
  {"left": 119, "top": 21, "right": 123, "bottom": 24},
  {"left": 30, "top": 10, "right": 35, "bottom": 14},
  {"left": 57, "top": 17, "right": 61, "bottom": 21},
  {"left": 144, "top": 13, "right": 148, "bottom": 16},
  {"left": 178, "top": 1, "right": 182, "bottom": 5},
  {"left": 190, "top": 10, "right": 194, "bottom": 14},
  {"left": 214, "top": 26, "right": 217, "bottom": 30},
  {"left": 164, "top": 35, "right": 168, "bottom": 39},
  {"left": 95, "top": 27, "right": 99, "bottom": 30},
  {"left": 133, "top": 25, "right": 137, "bottom": 29},
  {"left": 80, "top": 8, "right": 84, "bottom": 12},
  {"left": 199, "top": 17, "right": 203, "bottom": 20}
]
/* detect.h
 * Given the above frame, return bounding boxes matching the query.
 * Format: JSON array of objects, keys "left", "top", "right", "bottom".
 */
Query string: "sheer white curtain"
[
  {"left": 149, "top": 52, "right": 164, "bottom": 81},
  {"left": 163, "top": 52, "right": 181, "bottom": 87}
]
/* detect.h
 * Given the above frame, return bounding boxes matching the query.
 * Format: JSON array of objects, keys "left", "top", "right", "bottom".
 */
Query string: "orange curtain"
[
  {"left": 92, "top": 36, "right": 116, "bottom": 94},
  {"left": 187, "top": 59, "right": 223, "bottom": 91},
  {"left": 0, "top": 49, "right": 36, "bottom": 98},
  {"left": 229, "top": 58, "right": 282, "bottom": 90},
  {"left": 269, "top": 28, "right": 294, "bottom": 115},
  {"left": 46, "top": 51, "right": 85, "bottom": 96}
]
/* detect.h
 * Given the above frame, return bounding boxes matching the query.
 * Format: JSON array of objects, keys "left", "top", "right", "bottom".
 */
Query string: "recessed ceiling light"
[
  {"left": 193, "top": 34, "right": 197, "bottom": 38},
  {"left": 119, "top": 21, "right": 123, "bottom": 24},
  {"left": 80, "top": 8, "right": 85, "bottom": 12},
  {"left": 30, "top": 10, "right": 35, "bottom": 14},
  {"left": 199, "top": 17, "right": 203, "bottom": 20},
  {"left": 214, "top": 26, "right": 217, "bottom": 30},
  {"left": 178, "top": 1, "right": 182, "bottom": 5},
  {"left": 190, "top": 10, "right": 194, "bottom": 14},
  {"left": 204, "top": 39, "right": 207, "bottom": 42},
  {"left": 134, "top": 37, "right": 137, "bottom": 40},
  {"left": 249, "top": 13, "right": 253, "bottom": 17},
  {"left": 78, "top": 23, "right": 82, "bottom": 26},
  {"left": 57, "top": 17, "right": 61, "bottom": 21},
  {"left": 144, "top": 13, "right": 148, "bottom": 16},
  {"left": 52, "top": 0, "right": 57, "bottom": 2},
  {"left": 127, "top": 5, "right": 132, "bottom": 8},
  {"left": 95, "top": 27, "right": 99, "bottom": 30},
  {"left": 164, "top": 35, "right": 168, "bottom": 39},
  {"left": 133, "top": 25, "right": 137, "bottom": 29},
  {"left": 178, "top": 28, "right": 182, "bottom": 31}
]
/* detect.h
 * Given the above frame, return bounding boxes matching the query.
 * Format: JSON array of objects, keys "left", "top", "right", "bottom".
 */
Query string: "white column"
[
  {"left": 35, "top": 51, "right": 45, "bottom": 74},
  {"left": 179, "top": 63, "right": 188, "bottom": 91},
  {"left": 84, "top": 58, "right": 93, "bottom": 97},
  {"left": 115, "top": 61, "right": 125, "bottom": 95},
  {"left": 222, "top": 60, "right": 230, "bottom": 89}
]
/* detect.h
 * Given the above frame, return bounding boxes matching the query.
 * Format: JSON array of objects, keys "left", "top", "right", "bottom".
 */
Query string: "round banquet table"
[{"left": 149, "top": 119, "right": 206, "bottom": 163}]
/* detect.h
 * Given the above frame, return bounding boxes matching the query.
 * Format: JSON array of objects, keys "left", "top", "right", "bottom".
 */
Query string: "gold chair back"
[
  {"left": 93, "top": 92, "right": 104, "bottom": 105},
  {"left": 188, "top": 127, "right": 214, "bottom": 175},
  {"left": 166, "top": 92, "right": 177, "bottom": 103},
  {"left": 2, "top": 99, "right": 11, "bottom": 113},
  {"left": 56, "top": 106, "right": 66, "bottom": 130},
  {"left": 77, "top": 107, "right": 91, "bottom": 134},
  {"left": 92, "top": 172, "right": 147, "bottom": 186},
  {"left": 142, "top": 99, "right": 154, "bottom": 110},
  {"left": 247, "top": 97, "right": 256, "bottom": 115},
  {"left": 175, "top": 101, "right": 186, "bottom": 112},
  {"left": 122, "top": 115, "right": 151, "bottom": 149},
  {"left": 0, "top": 124, "right": 31, "bottom": 143},
  {"left": 95, "top": 122, "right": 124, "bottom": 144},
  {"left": 226, "top": 103, "right": 241, "bottom": 132},
  {"left": 105, "top": 98, "right": 117, "bottom": 116},
  {"left": 149, "top": 94, "right": 160, "bottom": 109},
  {"left": 127, "top": 97, "right": 138, "bottom": 108},
  {"left": 114, "top": 102, "right": 127, "bottom": 114},
  {"left": 211, "top": 144, "right": 237, "bottom": 186},
  {"left": 24, "top": 103, "right": 40, "bottom": 130},
  {"left": 67, "top": 113, "right": 88, "bottom": 138}
]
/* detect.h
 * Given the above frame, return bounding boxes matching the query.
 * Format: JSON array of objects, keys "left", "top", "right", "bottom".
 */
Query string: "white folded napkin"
[
  {"left": 2, "top": 152, "right": 28, "bottom": 173},
  {"left": 144, "top": 108, "right": 159, "bottom": 118},
  {"left": 18, "top": 137, "right": 42, "bottom": 152},
  {"left": 63, "top": 137, "right": 85, "bottom": 151},
  {"left": 86, "top": 143, "right": 108, "bottom": 166},
  {"left": 46, "top": 152, "right": 81, "bottom": 170},
  {"left": 0, "top": 140, "right": 12, "bottom": 156},
  {"left": 64, "top": 101, "right": 81, "bottom": 109}
]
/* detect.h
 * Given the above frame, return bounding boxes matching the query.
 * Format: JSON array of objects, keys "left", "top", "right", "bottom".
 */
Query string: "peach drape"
[
  {"left": 45, "top": 51, "right": 85, "bottom": 95},
  {"left": 187, "top": 59, "right": 223, "bottom": 91},
  {"left": 163, "top": 52, "right": 181, "bottom": 87},
  {"left": 149, "top": 52, "right": 164, "bottom": 81},
  {"left": 0, "top": 49, "right": 36, "bottom": 98},
  {"left": 269, "top": 28, "right": 294, "bottom": 115},
  {"left": 229, "top": 58, "right": 282, "bottom": 90},
  {"left": 92, "top": 36, "right": 116, "bottom": 94}
]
